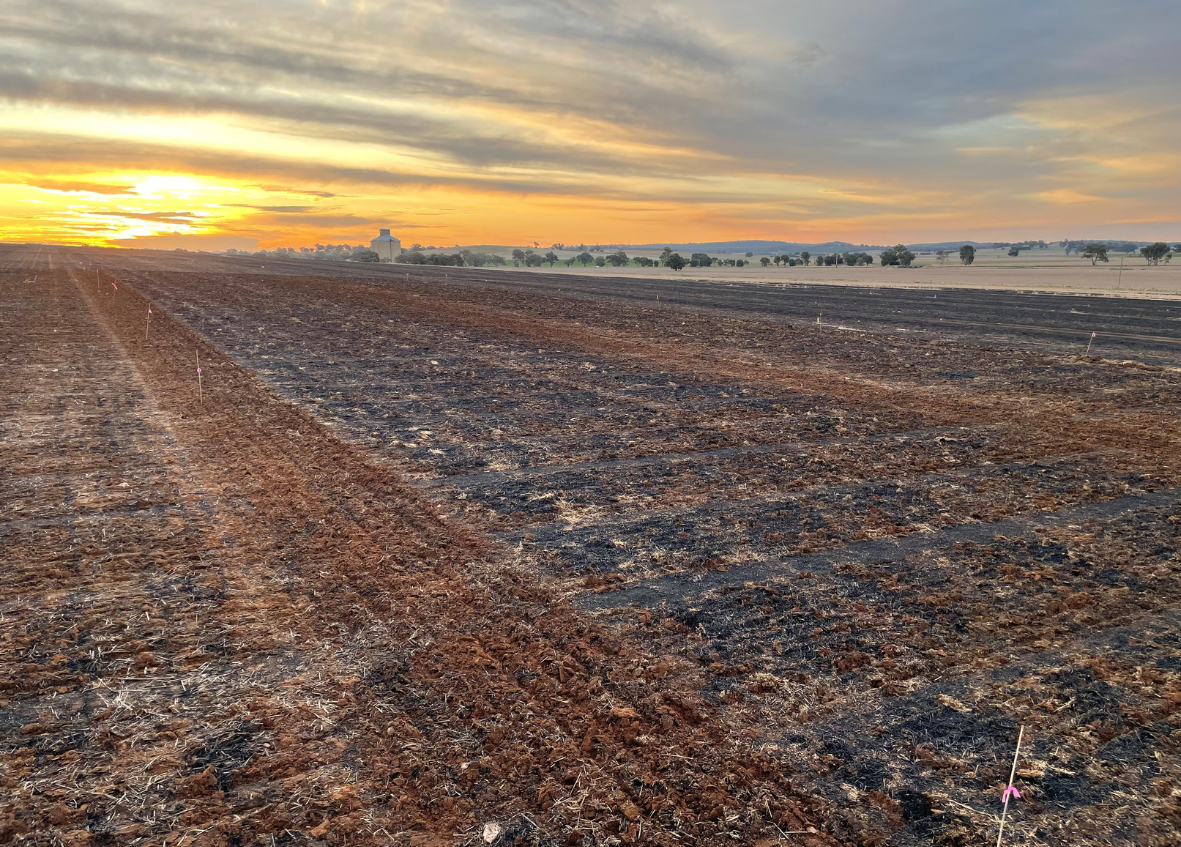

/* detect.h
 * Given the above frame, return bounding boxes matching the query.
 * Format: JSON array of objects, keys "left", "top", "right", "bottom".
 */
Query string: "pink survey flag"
[
  {"left": 1091, "top": 332, "right": 1096, "bottom": 338},
  {"left": 1002, "top": 785, "right": 1021, "bottom": 802}
]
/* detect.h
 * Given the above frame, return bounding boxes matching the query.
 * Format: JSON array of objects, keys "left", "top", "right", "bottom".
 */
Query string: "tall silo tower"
[{"left": 370, "top": 229, "right": 402, "bottom": 262}]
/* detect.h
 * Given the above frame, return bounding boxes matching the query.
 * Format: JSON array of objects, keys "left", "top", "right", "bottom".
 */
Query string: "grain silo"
[{"left": 370, "top": 229, "right": 402, "bottom": 262}]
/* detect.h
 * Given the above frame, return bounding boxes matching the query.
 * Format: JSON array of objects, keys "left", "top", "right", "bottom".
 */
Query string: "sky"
[{"left": 1, "top": 0, "right": 1178, "bottom": 250}]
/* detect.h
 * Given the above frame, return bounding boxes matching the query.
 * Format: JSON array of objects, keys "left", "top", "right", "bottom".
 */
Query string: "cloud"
[
  {"left": 1034, "top": 189, "right": 1103, "bottom": 205},
  {"left": 255, "top": 213, "right": 381, "bottom": 227},
  {"left": 69, "top": 209, "right": 203, "bottom": 223},
  {"left": 227, "top": 204, "right": 319, "bottom": 213},
  {"left": 790, "top": 42, "right": 827, "bottom": 68},
  {"left": 0, "top": 0, "right": 1179, "bottom": 245}
]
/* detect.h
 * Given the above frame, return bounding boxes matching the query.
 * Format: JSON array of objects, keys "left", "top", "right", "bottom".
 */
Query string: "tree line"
[
  {"left": 1069, "top": 242, "right": 1175, "bottom": 266},
  {"left": 226, "top": 240, "right": 1174, "bottom": 270},
  {"left": 225, "top": 244, "right": 385, "bottom": 262}
]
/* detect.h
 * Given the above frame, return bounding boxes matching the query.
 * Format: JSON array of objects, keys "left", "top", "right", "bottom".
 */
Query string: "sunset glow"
[{"left": 1, "top": 1, "right": 1178, "bottom": 249}]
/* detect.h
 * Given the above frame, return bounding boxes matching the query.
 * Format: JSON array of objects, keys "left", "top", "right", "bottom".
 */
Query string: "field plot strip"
[
  {"left": 57, "top": 249, "right": 1181, "bottom": 846},
  {"left": 579, "top": 483, "right": 1181, "bottom": 610}
]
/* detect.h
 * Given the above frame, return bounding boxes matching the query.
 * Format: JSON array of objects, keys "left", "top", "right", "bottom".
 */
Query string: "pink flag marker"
[{"left": 996, "top": 725, "right": 1026, "bottom": 847}]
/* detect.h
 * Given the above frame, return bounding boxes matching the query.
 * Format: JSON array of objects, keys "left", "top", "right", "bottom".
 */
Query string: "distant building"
[{"left": 370, "top": 228, "right": 402, "bottom": 262}]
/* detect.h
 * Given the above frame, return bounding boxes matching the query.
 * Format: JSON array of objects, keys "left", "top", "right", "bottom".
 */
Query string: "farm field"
[
  {"left": 4, "top": 244, "right": 1181, "bottom": 846},
  {"left": 393, "top": 247, "right": 1181, "bottom": 300}
]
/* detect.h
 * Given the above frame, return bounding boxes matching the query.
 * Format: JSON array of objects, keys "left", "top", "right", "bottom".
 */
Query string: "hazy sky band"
[{"left": 1, "top": 0, "right": 1178, "bottom": 248}]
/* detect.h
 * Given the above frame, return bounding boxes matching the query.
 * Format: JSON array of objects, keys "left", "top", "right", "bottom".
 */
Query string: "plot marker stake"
[
  {"left": 196, "top": 350, "right": 203, "bottom": 404},
  {"left": 1086, "top": 331, "right": 1095, "bottom": 356},
  {"left": 145, "top": 305, "right": 152, "bottom": 341},
  {"left": 996, "top": 725, "right": 1025, "bottom": 847}
]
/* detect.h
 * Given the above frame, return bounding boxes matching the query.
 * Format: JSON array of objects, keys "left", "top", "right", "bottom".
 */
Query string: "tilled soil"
[
  {"left": 2, "top": 248, "right": 836, "bottom": 846},
  {"left": 4, "top": 245, "right": 1181, "bottom": 846}
]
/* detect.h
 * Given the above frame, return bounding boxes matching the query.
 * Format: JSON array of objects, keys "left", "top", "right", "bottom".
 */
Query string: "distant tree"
[
  {"left": 800, "top": 251, "right": 811, "bottom": 266},
  {"left": 606, "top": 251, "right": 629, "bottom": 267},
  {"left": 1082, "top": 244, "right": 1109, "bottom": 265},
  {"left": 690, "top": 252, "right": 714, "bottom": 267},
  {"left": 533, "top": 241, "right": 540, "bottom": 249},
  {"left": 576, "top": 251, "right": 594, "bottom": 265},
  {"left": 594, "top": 256, "right": 606, "bottom": 267},
  {"left": 511, "top": 248, "right": 526, "bottom": 262},
  {"left": 760, "top": 256, "right": 771, "bottom": 266},
  {"left": 351, "top": 248, "right": 381, "bottom": 262},
  {"left": 773, "top": 255, "right": 782, "bottom": 266},
  {"left": 660, "top": 247, "right": 674, "bottom": 265},
  {"left": 1008, "top": 246, "right": 1020, "bottom": 257},
  {"left": 1142, "top": 242, "right": 1171, "bottom": 265},
  {"left": 880, "top": 244, "right": 915, "bottom": 267},
  {"left": 544, "top": 250, "right": 559, "bottom": 266},
  {"left": 814, "top": 253, "right": 826, "bottom": 266},
  {"left": 745, "top": 251, "right": 754, "bottom": 258},
  {"left": 959, "top": 245, "right": 975, "bottom": 265},
  {"left": 459, "top": 250, "right": 489, "bottom": 267},
  {"left": 935, "top": 250, "right": 949, "bottom": 265},
  {"left": 736, "top": 259, "right": 745, "bottom": 267},
  {"left": 666, "top": 253, "right": 686, "bottom": 271}
]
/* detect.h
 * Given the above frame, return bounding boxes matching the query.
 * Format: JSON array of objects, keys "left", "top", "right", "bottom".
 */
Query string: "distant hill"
[
  {"left": 621, "top": 240, "right": 880, "bottom": 254},
  {"left": 905, "top": 241, "right": 993, "bottom": 252},
  {"left": 616, "top": 239, "right": 1000, "bottom": 254}
]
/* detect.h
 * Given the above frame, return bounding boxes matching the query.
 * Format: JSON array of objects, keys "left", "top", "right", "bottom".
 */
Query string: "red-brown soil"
[{"left": 3, "top": 245, "right": 1181, "bottom": 846}]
